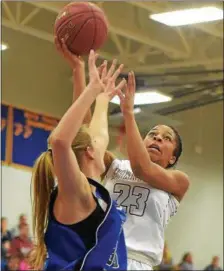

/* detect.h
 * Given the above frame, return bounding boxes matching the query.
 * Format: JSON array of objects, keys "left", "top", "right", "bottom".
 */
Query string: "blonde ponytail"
[{"left": 30, "top": 151, "right": 55, "bottom": 269}]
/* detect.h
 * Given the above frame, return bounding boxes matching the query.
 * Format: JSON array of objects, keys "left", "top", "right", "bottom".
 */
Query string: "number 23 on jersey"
[{"left": 113, "top": 183, "right": 150, "bottom": 217}]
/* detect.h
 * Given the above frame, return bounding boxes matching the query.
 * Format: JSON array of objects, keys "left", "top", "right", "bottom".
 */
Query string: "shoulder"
[
  {"left": 108, "top": 159, "right": 130, "bottom": 173},
  {"left": 103, "top": 158, "right": 130, "bottom": 182}
]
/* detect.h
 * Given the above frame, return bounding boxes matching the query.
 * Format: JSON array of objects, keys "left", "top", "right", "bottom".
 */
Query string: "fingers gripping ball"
[{"left": 54, "top": 2, "right": 108, "bottom": 55}]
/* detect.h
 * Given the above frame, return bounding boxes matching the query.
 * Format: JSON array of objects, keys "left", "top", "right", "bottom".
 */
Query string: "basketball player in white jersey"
[{"left": 56, "top": 40, "right": 190, "bottom": 270}]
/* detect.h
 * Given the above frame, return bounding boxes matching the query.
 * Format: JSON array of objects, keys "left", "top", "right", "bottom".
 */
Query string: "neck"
[{"left": 81, "top": 163, "right": 100, "bottom": 182}]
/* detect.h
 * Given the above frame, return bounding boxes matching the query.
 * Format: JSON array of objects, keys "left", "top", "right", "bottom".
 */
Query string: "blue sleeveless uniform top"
[{"left": 44, "top": 178, "right": 127, "bottom": 270}]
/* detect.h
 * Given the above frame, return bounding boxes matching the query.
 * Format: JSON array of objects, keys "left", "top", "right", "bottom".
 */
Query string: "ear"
[
  {"left": 85, "top": 146, "right": 95, "bottom": 160},
  {"left": 169, "top": 155, "right": 176, "bottom": 166}
]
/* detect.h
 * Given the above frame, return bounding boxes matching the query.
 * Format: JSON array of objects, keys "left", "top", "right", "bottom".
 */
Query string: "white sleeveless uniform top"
[{"left": 104, "top": 159, "right": 179, "bottom": 267}]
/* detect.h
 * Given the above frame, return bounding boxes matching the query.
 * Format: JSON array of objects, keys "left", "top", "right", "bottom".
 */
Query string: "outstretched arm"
[
  {"left": 55, "top": 38, "right": 91, "bottom": 124},
  {"left": 89, "top": 61, "right": 125, "bottom": 159},
  {"left": 118, "top": 72, "right": 189, "bottom": 201},
  {"left": 72, "top": 64, "right": 92, "bottom": 124}
]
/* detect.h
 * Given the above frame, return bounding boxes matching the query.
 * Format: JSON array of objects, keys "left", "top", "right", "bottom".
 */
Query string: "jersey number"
[{"left": 113, "top": 184, "right": 150, "bottom": 217}]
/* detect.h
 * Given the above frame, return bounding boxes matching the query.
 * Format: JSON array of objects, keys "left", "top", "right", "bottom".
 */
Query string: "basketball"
[{"left": 54, "top": 2, "right": 108, "bottom": 55}]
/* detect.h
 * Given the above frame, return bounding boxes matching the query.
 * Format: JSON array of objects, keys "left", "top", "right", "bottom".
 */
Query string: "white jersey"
[{"left": 104, "top": 159, "right": 179, "bottom": 266}]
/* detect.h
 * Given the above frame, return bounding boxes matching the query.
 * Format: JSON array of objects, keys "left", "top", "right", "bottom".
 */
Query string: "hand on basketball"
[
  {"left": 118, "top": 71, "right": 136, "bottom": 115},
  {"left": 54, "top": 37, "right": 84, "bottom": 70}
]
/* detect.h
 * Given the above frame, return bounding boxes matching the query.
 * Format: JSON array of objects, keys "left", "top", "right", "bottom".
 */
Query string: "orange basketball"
[{"left": 54, "top": 2, "right": 108, "bottom": 55}]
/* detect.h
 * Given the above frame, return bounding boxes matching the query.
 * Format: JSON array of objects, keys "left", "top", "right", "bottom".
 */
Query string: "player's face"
[{"left": 143, "top": 125, "right": 177, "bottom": 168}]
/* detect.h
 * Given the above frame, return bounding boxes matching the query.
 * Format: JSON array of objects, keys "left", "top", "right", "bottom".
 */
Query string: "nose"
[{"left": 153, "top": 134, "right": 162, "bottom": 142}]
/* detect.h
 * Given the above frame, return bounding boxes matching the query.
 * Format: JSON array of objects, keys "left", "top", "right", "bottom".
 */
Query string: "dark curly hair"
[{"left": 166, "top": 125, "right": 182, "bottom": 168}]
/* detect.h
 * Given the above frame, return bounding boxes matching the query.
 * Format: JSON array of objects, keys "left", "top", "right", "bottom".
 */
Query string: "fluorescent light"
[
  {"left": 111, "top": 91, "right": 172, "bottom": 105},
  {"left": 1, "top": 43, "right": 8, "bottom": 51},
  {"left": 150, "top": 7, "right": 223, "bottom": 26},
  {"left": 133, "top": 107, "right": 141, "bottom": 114}
]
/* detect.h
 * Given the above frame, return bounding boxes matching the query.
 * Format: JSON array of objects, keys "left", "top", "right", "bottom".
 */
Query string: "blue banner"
[
  {"left": 1, "top": 104, "right": 8, "bottom": 162},
  {"left": 12, "top": 108, "right": 58, "bottom": 167}
]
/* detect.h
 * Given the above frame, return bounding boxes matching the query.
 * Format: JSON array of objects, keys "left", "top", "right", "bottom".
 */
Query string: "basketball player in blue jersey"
[
  {"left": 29, "top": 48, "right": 128, "bottom": 270},
  {"left": 60, "top": 42, "right": 190, "bottom": 270}
]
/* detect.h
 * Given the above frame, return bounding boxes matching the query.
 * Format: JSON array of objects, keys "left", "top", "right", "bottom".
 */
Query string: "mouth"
[{"left": 147, "top": 144, "right": 161, "bottom": 153}]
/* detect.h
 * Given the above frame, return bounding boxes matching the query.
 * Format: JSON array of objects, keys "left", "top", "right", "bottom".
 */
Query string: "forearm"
[
  {"left": 51, "top": 84, "right": 98, "bottom": 146},
  {"left": 124, "top": 112, "right": 152, "bottom": 174},
  {"left": 89, "top": 96, "right": 109, "bottom": 142},
  {"left": 72, "top": 67, "right": 92, "bottom": 124}
]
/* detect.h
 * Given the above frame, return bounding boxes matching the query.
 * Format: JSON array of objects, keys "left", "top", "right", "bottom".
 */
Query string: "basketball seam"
[
  {"left": 88, "top": 4, "right": 108, "bottom": 53},
  {"left": 68, "top": 2, "right": 100, "bottom": 54},
  {"left": 62, "top": 2, "right": 96, "bottom": 53},
  {"left": 69, "top": 17, "right": 95, "bottom": 54},
  {"left": 91, "top": 17, "right": 108, "bottom": 51},
  {"left": 55, "top": 10, "right": 105, "bottom": 34},
  {"left": 56, "top": 12, "right": 93, "bottom": 37}
]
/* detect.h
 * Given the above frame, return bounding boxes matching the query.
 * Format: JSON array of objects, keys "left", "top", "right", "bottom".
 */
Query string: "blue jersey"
[{"left": 44, "top": 178, "right": 127, "bottom": 270}]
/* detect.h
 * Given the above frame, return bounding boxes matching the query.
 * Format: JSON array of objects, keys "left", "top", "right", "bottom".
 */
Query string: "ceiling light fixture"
[
  {"left": 110, "top": 91, "right": 172, "bottom": 105},
  {"left": 150, "top": 7, "right": 223, "bottom": 26}
]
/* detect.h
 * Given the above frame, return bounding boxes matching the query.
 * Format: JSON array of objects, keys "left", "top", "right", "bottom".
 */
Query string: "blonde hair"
[{"left": 30, "top": 125, "right": 92, "bottom": 269}]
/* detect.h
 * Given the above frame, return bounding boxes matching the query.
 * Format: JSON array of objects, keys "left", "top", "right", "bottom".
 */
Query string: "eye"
[
  {"left": 148, "top": 132, "right": 155, "bottom": 137},
  {"left": 164, "top": 136, "right": 172, "bottom": 141}
]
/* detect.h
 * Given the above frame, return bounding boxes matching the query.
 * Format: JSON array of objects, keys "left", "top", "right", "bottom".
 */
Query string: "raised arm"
[
  {"left": 49, "top": 50, "right": 104, "bottom": 203},
  {"left": 55, "top": 38, "right": 91, "bottom": 124},
  {"left": 118, "top": 72, "right": 189, "bottom": 201},
  {"left": 89, "top": 61, "right": 125, "bottom": 159}
]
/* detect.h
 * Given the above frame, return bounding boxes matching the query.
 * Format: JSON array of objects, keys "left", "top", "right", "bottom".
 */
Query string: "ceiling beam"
[
  {"left": 132, "top": 57, "right": 223, "bottom": 72},
  {"left": 2, "top": 18, "right": 115, "bottom": 61},
  {"left": 2, "top": 2, "right": 17, "bottom": 24},
  {"left": 3, "top": 17, "right": 222, "bottom": 74},
  {"left": 108, "top": 20, "right": 188, "bottom": 59},
  {"left": 110, "top": 32, "right": 124, "bottom": 55},
  {"left": 20, "top": 7, "right": 40, "bottom": 26},
  {"left": 24, "top": 1, "right": 64, "bottom": 13},
  {"left": 16, "top": 2, "right": 22, "bottom": 24},
  {"left": 2, "top": 18, "right": 54, "bottom": 42}
]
